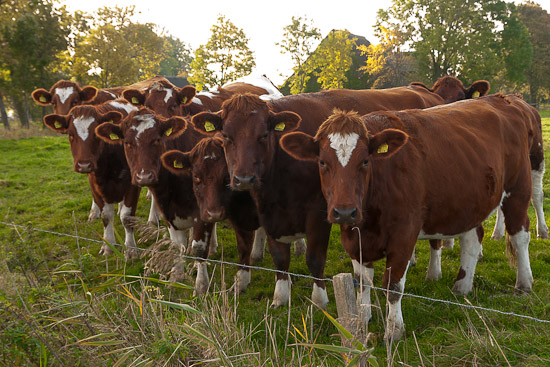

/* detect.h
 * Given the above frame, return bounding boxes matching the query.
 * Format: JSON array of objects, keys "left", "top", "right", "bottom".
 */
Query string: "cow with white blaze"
[
  {"left": 281, "top": 95, "right": 535, "bottom": 340},
  {"left": 95, "top": 108, "right": 216, "bottom": 293},
  {"left": 43, "top": 101, "right": 142, "bottom": 259}
]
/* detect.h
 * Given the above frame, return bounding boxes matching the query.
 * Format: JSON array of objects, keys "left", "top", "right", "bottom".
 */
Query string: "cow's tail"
[{"left": 505, "top": 233, "right": 517, "bottom": 268}]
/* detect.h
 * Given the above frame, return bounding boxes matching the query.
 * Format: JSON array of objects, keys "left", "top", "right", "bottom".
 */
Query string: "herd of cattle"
[{"left": 32, "top": 73, "right": 547, "bottom": 341}]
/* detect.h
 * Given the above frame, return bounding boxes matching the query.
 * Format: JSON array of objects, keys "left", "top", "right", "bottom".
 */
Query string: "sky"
[{"left": 63, "top": 0, "right": 550, "bottom": 86}]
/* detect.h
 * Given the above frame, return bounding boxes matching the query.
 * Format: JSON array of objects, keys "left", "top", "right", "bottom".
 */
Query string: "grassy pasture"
[{"left": 1, "top": 115, "right": 550, "bottom": 366}]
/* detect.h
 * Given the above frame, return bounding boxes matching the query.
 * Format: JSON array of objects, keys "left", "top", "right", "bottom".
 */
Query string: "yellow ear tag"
[
  {"left": 472, "top": 91, "right": 480, "bottom": 98},
  {"left": 131, "top": 97, "right": 139, "bottom": 104},
  {"left": 106, "top": 120, "right": 113, "bottom": 124},
  {"left": 109, "top": 133, "right": 120, "bottom": 141},
  {"left": 164, "top": 127, "right": 173, "bottom": 136},
  {"left": 182, "top": 96, "right": 188, "bottom": 104},
  {"left": 274, "top": 122, "right": 285, "bottom": 131},
  {"left": 39, "top": 96, "right": 47, "bottom": 103},
  {"left": 173, "top": 160, "right": 183, "bottom": 169},
  {"left": 54, "top": 121, "right": 62, "bottom": 129},
  {"left": 204, "top": 121, "right": 216, "bottom": 132},
  {"left": 377, "top": 143, "right": 389, "bottom": 154}
]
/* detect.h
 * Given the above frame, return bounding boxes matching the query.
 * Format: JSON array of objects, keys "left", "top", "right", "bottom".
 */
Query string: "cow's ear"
[
  {"left": 44, "top": 114, "right": 69, "bottom": 133},
  {"left": 32, "top": 89, "right": 52, "bottom": 105},
  {"left": 99, "top": 111, "right": 123, "bottom": 124},
  {"left": 161, "top": 116, "right": 187, "bottom": 139},
  {"left": 268, "top": 111, "right": 301, "bottom": 133},
  {"left": 80, "top": 86, "right": 98, "bottom": 102},
  {"left": 466, "top": 80, "right": 490, "bottom": 99},
  {"left": 176, "top": 85, "right": 196, "bottom": 106},
  {"left": 280, "top": 132, "right": 319, "bottom": 161},
  {"left": 368, "top": 129, "right": 408, "bottom": 159},
  {"left": 123, "top": 89, "right": 146, "bottom": 106},
  {"left": 96, "top": 122, "right": 124, "bottom": 144},
  {"left": 192, "top": 111, "right": 223, "bottom": 135},
  {"left": 161, "top": 150, "right": 192, "bottom": 175}
]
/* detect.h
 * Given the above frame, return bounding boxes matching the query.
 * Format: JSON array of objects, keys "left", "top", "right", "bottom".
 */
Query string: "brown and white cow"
[
  {"left": 43, "top": 100, "right": 142, "bottom": 259},
  {"left": 95, "top": 108, "right": 217, "bottom": 293},
  {"left": 188, "top": 81, "right": 481, "bottom": 307},
  {"left": 161, "top": 137, "right": 264, "bottom": 293},
  {"left": 281, "top": 95, "right": 535, "bottom": 340},
  {"left": 33, "top": 80, "right": 100, "bottom": 115}
]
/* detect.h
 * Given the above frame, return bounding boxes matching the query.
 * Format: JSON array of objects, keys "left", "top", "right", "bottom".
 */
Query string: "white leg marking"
[
  {"left": 251, "top": 227, "right": 266, "bottom": 263},
  {"left": 385, "top": 262, "right": 409, "bottom": 341},
  {"left": 194, "top": 262, "right": 209, "bottom": 295},
  {"left": 88, "top": 200, "right": 100, "bottom": 222},
  {"left": 293, "top": 238, "right": 307, "bottom": 257},
  {"left": 492, "top": 207, "right": 506, "bottom": 240},
  {"left": 510, "top": 228, "right": 533, "bottom": 292},
  {"left": 168, "top": 225, "right": 187, "bottom": 255},
  {"left": 532, "top": 165, "right": 549, "bottom": 239},
  {"left": 99, "top": 203, "right": 115, "bottom": 256},
  {"left": 208, "top": 223, "right": 218, "bottom": 256},
  {"left": 312, "top": 283, "right": 329, "bottom": 308},
  {"left": 426, "top": 246, "right": 442, "bottom": 281},
  {"left": 442, "top": 238, "right": 455, "bottom": 249},
  {"left": 352, "top": 259, "right": 374, "bottom": 325},
  {"left": 120, "top": 204, "right": 138, "bottom": 260},
  {"left": 271, "top": 278, "right": 291, "bottom": 307},
  {"left": 147, "top": 195, "right": 160, "bottom": 225},
  {"left": 234, "top": 269, "right": 251, "bottom": 294},
  {"left": 452, "top": 228, "right": 482, "bottom": 295}
]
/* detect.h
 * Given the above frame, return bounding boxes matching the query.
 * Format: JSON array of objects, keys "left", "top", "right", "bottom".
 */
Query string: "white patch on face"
[
  {"left": 55, "top": 87, "right": 74, "bottom": 104},
  {"left": 73, "top": 116, "right": 95, "bottom": 141},
  {"left": 106, "top": 91, "right": 116, "bottom": 98},
  {"left": 131, "top": 114, "right": 156, "bottom": 141},
  {"left": 109, "top": 101, "right": 138, "bottom": 114},
  {"left": 276, "top": 233, "right": 306, "bottom": 244},
  {"left": 192, "top": 97, "right": 203, "bottom": 106},
  {"left": 203, "top": 153, "right": 217, "bottom": 160},
  {"left": 163, "top": 88, "right": 173, "bottom": 103},
  {"left": 328, "top": 132, "right": 360, "bottom": 167}
]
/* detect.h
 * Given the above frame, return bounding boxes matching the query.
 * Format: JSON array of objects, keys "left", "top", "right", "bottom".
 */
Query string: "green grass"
[{"left": 1, "top": 119, "right": 550, "bottom": 366}]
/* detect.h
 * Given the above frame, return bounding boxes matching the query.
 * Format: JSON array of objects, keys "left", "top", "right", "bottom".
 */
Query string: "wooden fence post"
[{"left": 333, "top": 273, "right": 367, "bottom": 344}]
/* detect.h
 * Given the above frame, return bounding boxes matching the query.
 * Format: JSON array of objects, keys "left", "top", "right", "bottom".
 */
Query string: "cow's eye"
[
  {"left": 259, "top": 132, "right": 269, "bottom": 141},
  {"left": 362, "top": 159, "right": 369, "bottom": 168},
  {"left": 319, "top": 160, "right": 326, "bottom": 168}
]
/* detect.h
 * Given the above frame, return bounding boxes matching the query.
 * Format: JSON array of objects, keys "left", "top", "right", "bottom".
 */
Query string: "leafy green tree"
[
  {"left": 309, "top": 30, "right": 355, "bottom": 90},
  {"left": 0, "top": 0, "right": 69, "bottom": 127},
  {"left": 158, "top": 36, "right": 193, "bottom": 77},
  {"left": 377, "top": 0, "right": 531, "bottom": 86},
  {"left": 276, "top": 16, "right": 321, "bottom": 94},
  {"left": 188, "top": 15, "right": 255, "bottom": 90},
  {"left": 71, "top": 6, "right": 165, "bottom": 87},
  {"left": 517, "top": 1, "right": 550, "bottom": 103}
]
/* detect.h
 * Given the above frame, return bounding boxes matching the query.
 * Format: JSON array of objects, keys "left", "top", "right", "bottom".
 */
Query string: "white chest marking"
[
  {"left": 55, "top": 87, "right": 74, "bottom": 104},
  {"left": 131, "top": 114, "right": 156, "bottom": 141},
  {"left": 109, "top": 101, "right": 138, "bottom": 114},
  {"left": 73, "top": 116, "right": 95, "bottom": 141},
  {"left": 328, "top": 132, "right": 359, "bottom": 167}
]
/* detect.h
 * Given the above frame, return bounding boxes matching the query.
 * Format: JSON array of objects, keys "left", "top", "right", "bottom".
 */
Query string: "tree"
[
  {"left": 309, "top": 30, "right": 355, "bottom": 90},
  {"left": 158, "top": 35, "right": 193, "bottom": 77},
  {"left": 517, "top": 1, "right": 550, "bottom": 103},
  {"left": 276, "top": 16, "right": 321, "bottom": 94},
  {"left": 0, "top": 0, "right": 69, "bottom": 127},
  {"left": 377, "top": 0, "right": 532, "bottom": 86},
  {"left": 71, "top": 6, "right": 165, "bottom": 87},
  {"left": 188, "top": 15, "right": 255, "bottom": 90},
  {"left": 359, "top": 21, "right": 418, "bottom": 88}
]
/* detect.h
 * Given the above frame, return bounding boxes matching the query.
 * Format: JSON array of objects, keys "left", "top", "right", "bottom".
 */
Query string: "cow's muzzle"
[
  {"left": 232, "top": 175, "right": 256, "bottom": 191},
  {"left": 75, "top": 161, "right": 93, "bottom": 173},
  {"left": 332, "top": 207, "right": 358, "bottom": 225},
  {"left": 204, "top": 208, "right": 225, "bottom": 222},
  {"left": 135, "top": 170, "right": 157, "bottom": 186}
]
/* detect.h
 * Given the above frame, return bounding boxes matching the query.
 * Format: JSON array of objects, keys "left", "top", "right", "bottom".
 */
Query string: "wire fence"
[{"left": 1, "top": 219, "right": 550, "bottom": 325}]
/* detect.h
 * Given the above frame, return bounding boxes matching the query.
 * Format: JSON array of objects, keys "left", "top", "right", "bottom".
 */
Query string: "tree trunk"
[
  {"left": 22, "top": 92, "right": 31, "bottom": 128},
  {"left": 12, "top": 96, "right": 29, "bottom": 129},
  {"left": 0, "top": 91, "right": 10, "bottom": 130}
]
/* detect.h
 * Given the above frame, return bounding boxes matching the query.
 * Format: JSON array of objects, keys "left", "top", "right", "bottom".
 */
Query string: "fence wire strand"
[{"left": 1, "top": 219, "right": 549, "bottom": 324}]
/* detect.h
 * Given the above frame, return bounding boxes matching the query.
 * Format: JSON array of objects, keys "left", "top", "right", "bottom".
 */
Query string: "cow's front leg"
[
  {"left": 305, "top": 221, "right": 331, "bottom": 308},
  {"left": 452, "top": 226, "right": 483, "bottom": 295},
  {"left": 267, "top": 237, "right": 292, "bottom": 307},
  {"left": 233, "top": 227, "right": 255, "bottom": 294},
  {"left": 120, "top": 185, "right": 141, "bottom": 260},
  {"left": 99, "top": 203, "right": 116, "bottom": 256},
  {"left": 383, "top": 254, "right": 411, "bottom": 342},
  {"left": 352, "top": 260, "right": 374, "bottom": 324},
  {"left": 190, "top": 220, "right": 215, "bottom": 296}
]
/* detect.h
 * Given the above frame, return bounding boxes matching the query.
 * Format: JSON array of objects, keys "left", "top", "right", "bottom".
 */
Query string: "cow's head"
[
  {"left": 43, "top": 105, "right": 123, "bottom": 173},
  {"left": 191, "top": 93, "right": 301, "bottom": 191},
  {"left": 95, "top": 108, "right": 188, "bottom": 186},
  {"left": 122, "top": 81, "right": 196, "bottom": 118},
  {"left": 161, "top": 137, "right": 229, "bottom": 222},
  {"left": 32, "top": 80, "right": 98, "bottom": 115},
  {"left": 426, "top": 76, "right": 490, "bottom": 103},
  {"left": 281, "top": 110, "right": 408, "bottom": 226}
]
